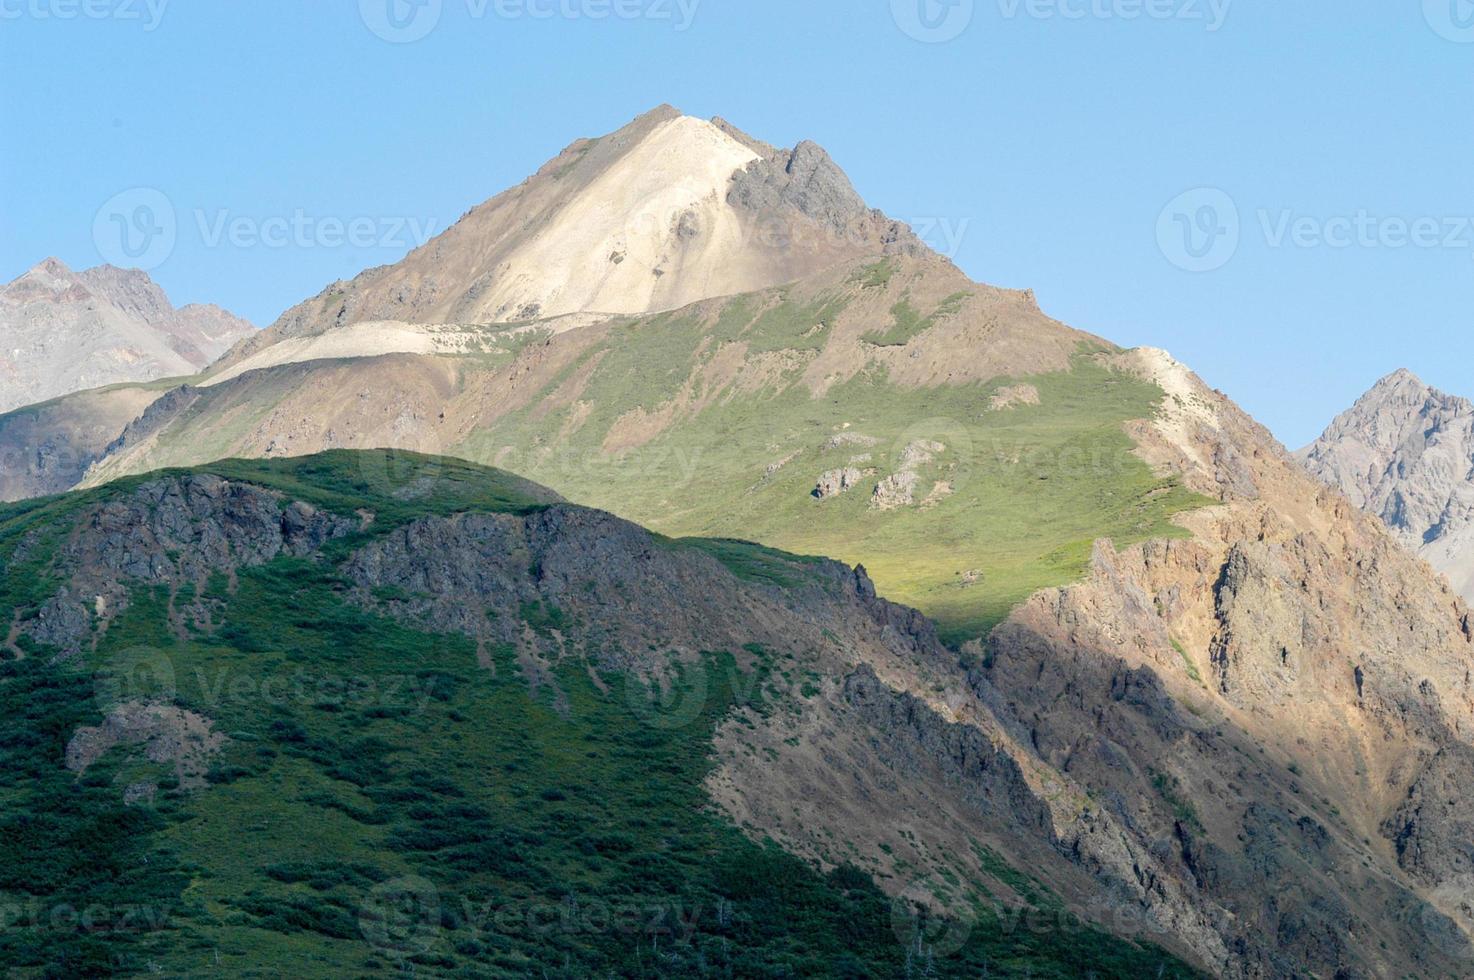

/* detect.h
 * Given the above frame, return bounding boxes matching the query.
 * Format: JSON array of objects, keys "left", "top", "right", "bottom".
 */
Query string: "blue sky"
[{"left": 2, "top": 0, "right": 1471, "bottom": 447}]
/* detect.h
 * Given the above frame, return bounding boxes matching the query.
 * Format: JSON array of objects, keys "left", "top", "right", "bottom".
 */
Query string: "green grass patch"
[{"left": 461, "top": 349, "right": 1211, "bottom": 643}]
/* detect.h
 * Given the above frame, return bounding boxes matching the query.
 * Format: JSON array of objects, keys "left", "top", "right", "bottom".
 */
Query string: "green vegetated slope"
[
  {"left": 456, "top": 284, "right": 1209, "bottom": 642},
  {"left": 0, "top": 452, "right": 1200, "bottom": 977}
]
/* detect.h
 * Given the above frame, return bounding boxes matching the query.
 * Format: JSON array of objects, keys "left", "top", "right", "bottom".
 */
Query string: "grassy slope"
[
  {"left": 0, "top": 453, "right": 1200, "bottom": 977},
  {"left": 75, "top": 269, "right": 1209, "bottom": 643},
  {"left": 454, "top": 288, "right": 1208, "bottom": 642}
]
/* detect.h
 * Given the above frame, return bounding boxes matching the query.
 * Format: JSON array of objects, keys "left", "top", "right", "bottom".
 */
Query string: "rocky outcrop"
[
  {"left": 66, "top": 701, "right": 225, "bottom": 791},
  {"left": 16, "top": 474, "right": 355, "bottom": 657},
  {"left": 726, "top": 140, "right": 924, "bottom": 258},
  {"left": 871, "top": 470, "right": 918, "bottom": 509},
  {"left": 813, "top": 467, "right": 862, "bottom": 499},
  {"left": 989, "top": 383, "right": 1040, "bottom": 411},
  {"left": 1300, "top": 369, "right": 1474, "bottom": 601},
  {"left": 871, "top": 439, "right": 944, "bottom": 510}
]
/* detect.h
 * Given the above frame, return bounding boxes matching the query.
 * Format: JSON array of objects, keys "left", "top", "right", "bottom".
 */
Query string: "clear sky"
[{"left": 3, "top": 0, "right": 1471, "bottom": 447}]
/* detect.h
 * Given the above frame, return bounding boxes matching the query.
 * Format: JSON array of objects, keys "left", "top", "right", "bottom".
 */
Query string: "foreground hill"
[
  {"left": 0, "top": 258, "right": 253, "bottom": 414},
  {"left": 0, "top": 451, "right": 1197, "bottom": 977},
  {"left": 1300, "top": 369, "right": 1474, "bottom": 601}
]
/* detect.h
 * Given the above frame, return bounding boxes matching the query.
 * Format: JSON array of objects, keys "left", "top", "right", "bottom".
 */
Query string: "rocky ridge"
[
  {"left": 1300, "top": 369, "right": 1474, "bottom": 601},
  {"left": 0, "top": 258, "right": 253, "bottom": 414}
]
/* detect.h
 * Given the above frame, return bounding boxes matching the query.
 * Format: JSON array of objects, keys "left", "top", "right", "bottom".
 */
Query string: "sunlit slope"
[{"left": 78, "top": 259, "right": 1209, "bottom": 642}]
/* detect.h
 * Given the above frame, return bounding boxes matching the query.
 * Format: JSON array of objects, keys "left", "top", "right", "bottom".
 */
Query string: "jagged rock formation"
[
  {"left": 0, "top": 258, "right": 253, "bottom": 413},
  {"left": 976, "top": 348, "right": 1474, "bottom": 976},
  {"left": 1300, "top": 369, "right": 1474, "bottom": 600}
]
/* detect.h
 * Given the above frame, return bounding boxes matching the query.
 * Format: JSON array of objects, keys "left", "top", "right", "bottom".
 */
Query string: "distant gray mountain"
[
  {"left": 0, "top": 257, "right": 254, "bottom": 414},
  {"left": 1299, "top": 369, "right": 1474, "bottom": 600}
]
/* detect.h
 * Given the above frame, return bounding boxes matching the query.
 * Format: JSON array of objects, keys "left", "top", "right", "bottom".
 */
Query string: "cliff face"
[
  {"left": 974, "top": 349, "right": 1474, "bottom": 976},
  {"left": 1300, "top": 369, "right": 1474, "bottom": 601}
]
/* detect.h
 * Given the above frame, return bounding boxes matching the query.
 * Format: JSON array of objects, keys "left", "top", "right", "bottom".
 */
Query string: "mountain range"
[
  {"left": 0, "top": 257, "right": 253, "bottom": 415},
  {"left": 3, "top": 107, "right": 1474, "bottom": 977}
]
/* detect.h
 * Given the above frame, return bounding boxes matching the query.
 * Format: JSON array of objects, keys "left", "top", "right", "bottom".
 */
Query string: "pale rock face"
[
  {"left": 471, "top": 114, "right": 761, "bottom": 320},
  {"left": 0, "top": 257, "right": 254, "bottom": 413},
  {"left": 211, "top": 105, "right": 929, "bottom": 378},
  {"left": 1299, "top": 369, "right": 1474, "bottom": 600}
]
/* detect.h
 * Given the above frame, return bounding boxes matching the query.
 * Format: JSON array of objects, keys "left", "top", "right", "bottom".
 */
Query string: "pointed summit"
[
  {"left": 1366, "top": 367, "right": 1429, "bottom": 397},
  {"left": 219, "top": 108, "right": 933, "bottom": 370}
]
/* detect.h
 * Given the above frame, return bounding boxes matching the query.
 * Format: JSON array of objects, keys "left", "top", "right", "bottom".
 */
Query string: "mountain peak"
[
  {"left": 1350, "top": 368, "right": 1471, "bottom": 421},
  {"left": 77, "top": 263, "right": 174, "bottom": 323},
  {"left": 33, "top": 256, "right": 73, "bottom": 277},
  {"left": 0, "top": 257, "right": 255, "bottom": 413},
  {"left": 1368, "top": 367, "right": 1428, "bottom": 395},
  {"left": 1301, "top": 368, "right": 1474, "bottom": 598},
  {"left": 226, "top": 109, "right": 932, "bottom": 366}
]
